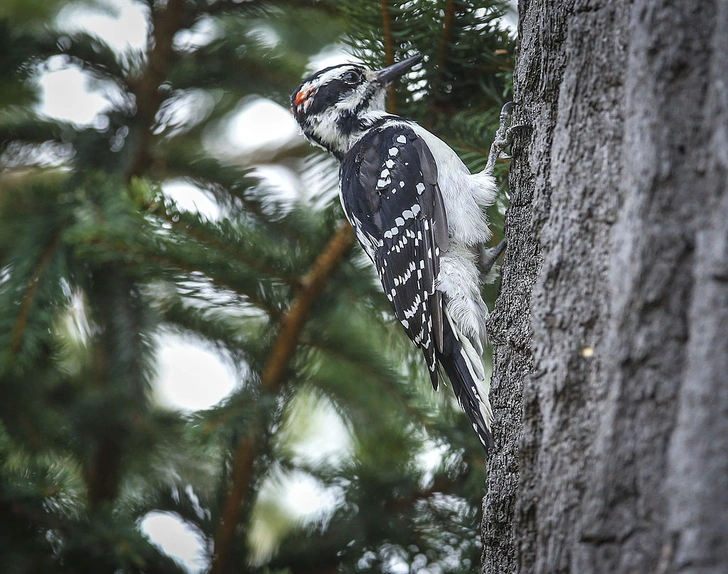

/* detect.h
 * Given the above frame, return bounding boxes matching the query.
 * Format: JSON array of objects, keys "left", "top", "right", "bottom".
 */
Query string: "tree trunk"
[{"left": 483, "top": 1, "right": 728, "bottom": 573}]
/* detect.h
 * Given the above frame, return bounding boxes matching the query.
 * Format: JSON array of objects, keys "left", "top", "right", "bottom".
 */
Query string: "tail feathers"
[{"left": 438, "top": 314, "right": 494, "bottom": 452}]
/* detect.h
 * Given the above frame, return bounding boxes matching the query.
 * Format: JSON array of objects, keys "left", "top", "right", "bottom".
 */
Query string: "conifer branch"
[
  {"left": 258, "top": 224, "right": 354, "bottom": 392},
  {"left": 1, "top": 499, "right": 67, "bottom": 532},
  {"left": 86, "top": 380, "right": 124, "bottom": 507},
  {"left": 84, "top": 237, "right": 282, "bottom": 318},
  {"left": 301, "top": 337, "right": 435, "bottom": 429},
  {"left": 210, "top": 223, "right": 355, "bottom": 574},
  {"left": 10, "top": 231, "right": 62, "bottom": 357},
  {"left": 195, "top": 0, "right": 339, "bottom": 19},
  {"left": 435, "top": 0, "right": 456, "bottom": 92},
  {"left": 85, "top": 271, "right": 135, "bottom": 509},
  {"left": 387, "top": 477, "right": 474, "bottom": 514},
  {"left": 157, "top": 210, "right": 301, "bottom": 289},
  {"left": 126, "top": 0, "right": 189, "bottom": 181},
  {"left": 379, "top": 0, "right": 397, "bottom": 112},
  {"left": 426, "top": 0, "right": 456, "bottom": 129}
]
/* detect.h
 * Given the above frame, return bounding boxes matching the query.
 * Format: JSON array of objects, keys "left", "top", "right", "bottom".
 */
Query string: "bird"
[{"left": 291, "top": 54, "right": 509, "bottom": 451}]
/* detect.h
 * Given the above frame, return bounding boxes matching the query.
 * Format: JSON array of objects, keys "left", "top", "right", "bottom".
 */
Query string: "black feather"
[
  {"left": 340, "top": 124, "right": 449, "bottom": 385},
  {"left": 437, "top": 317, "right": 494, "bottom": 451}
]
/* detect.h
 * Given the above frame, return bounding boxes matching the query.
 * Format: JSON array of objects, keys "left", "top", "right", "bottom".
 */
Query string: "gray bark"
[{"left": 482, "top": 1, "right": 728, "bottom": 573}]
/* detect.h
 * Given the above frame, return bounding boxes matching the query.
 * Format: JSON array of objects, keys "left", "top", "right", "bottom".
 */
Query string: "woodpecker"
[{"left": 292, "top": 55, "right": 509, "bottom": 451}]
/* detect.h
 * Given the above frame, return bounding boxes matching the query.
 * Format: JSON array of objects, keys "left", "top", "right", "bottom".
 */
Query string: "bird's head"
[{"left": 291, "top": 54, "right": 422, "bottom": 157}]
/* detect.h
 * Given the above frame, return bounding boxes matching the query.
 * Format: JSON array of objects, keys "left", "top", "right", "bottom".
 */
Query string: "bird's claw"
[{"left": 485, "top": 101, "right": 529, "bottom": 175}]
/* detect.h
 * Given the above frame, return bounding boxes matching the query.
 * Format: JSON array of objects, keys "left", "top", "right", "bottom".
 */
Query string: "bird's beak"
[{"left": 375, "top": 54, "right": 423, "bottom": 85}]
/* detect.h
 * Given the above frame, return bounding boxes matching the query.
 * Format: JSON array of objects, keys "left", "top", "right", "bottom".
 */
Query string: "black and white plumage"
[{"left": 291, "top": 55, "right": 500, "bottom": 451}]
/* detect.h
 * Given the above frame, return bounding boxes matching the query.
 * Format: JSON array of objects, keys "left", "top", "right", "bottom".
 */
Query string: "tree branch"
[
  {"left": 80, "top": 0, "right": 189, "bottom": 512},
  {"left": 427, "top": 0, "right": 456, "bottom": 128},
  {"left": 84, "top": 237, "right": 282, "bottom": 318},
  {"left": 210, "top": 223, "right": 355, "bottom": 574},
  {"left": 126, "top": 0, "right": 189, "bottom": 181},
  {"left": 198, "top": 0, "right": 341, "bottom": 19},
  {"left": 155, "top": 209, "right": 301, "bottom": 289},
  {"left": 435, "top": 0, "right": 456, "bottom": 88},
  {"left": 380, "top": 0, "right": 397, "bottom": 112},
  {"left": 85, "top": 269, "right": 142, "bottom": 509},
  {"left": 10, "top": 231, "right": 62, "bottom": 357}
]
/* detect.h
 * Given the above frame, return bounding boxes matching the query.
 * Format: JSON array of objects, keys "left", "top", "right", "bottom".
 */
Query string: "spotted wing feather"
[{"left": 340, "top": 124, "right": 448, "bottom": 387}]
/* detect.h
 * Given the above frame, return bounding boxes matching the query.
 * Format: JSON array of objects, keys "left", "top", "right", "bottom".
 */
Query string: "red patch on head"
[{"left": 294, "top": 88, "right": 311, "bottom": 107}]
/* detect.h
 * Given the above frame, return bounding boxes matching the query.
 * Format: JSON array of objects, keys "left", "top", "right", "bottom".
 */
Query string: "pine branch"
[
  {"left": 126, "top": 0, "right": 190, "bottom": 181},
  {"left": 156, "top": 209, "right": 301, "bottom": 289},
  {"left": 259, "top": 223, "right": 354, "bottom": 394},
  {"left": 85, "top": 270, "right": 149, "bottom": 509},
  {"left": 86, "top": 351, "right": 124, "bottom": 508},
  {"left": 434, "top": 0, "right": 456, "bottom": 94},
  {"left": 302, "top": 338, "right": 432, "bottom": 431},
  {"left": 386, "top": 477, "right": 467, "bottom": 514},
  {"left": 0, "top": 499, "right": 67, "bottom": 532},
  {"left": 54, "top": 31, "right": 131, "bottom": 95},
  {"left": 9, "top": 230, "right": 62, "bottom": 358},
  {"left": 380, "top": 0, "right": 397, "bottom": 112},
  {"left": 210, "top": 223, "right": 354, "bottom": 574},
  {"left": 82, "top": 237, "right": 281, "bottom": 317}
]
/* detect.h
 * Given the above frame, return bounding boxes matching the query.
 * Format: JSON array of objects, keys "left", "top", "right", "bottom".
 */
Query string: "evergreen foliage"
[{"left": 0, "top": 0, "right": 513, "bottom": 572}]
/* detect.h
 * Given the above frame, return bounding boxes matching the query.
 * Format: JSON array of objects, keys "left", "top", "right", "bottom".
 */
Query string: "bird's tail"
[{"left": 437, "top": 313, "right": 494, "bottom": 451}]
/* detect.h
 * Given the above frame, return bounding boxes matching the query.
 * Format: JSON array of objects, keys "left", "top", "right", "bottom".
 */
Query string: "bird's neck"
[{"left": 309, "top": 110, "right": 397, "bottom": 159}]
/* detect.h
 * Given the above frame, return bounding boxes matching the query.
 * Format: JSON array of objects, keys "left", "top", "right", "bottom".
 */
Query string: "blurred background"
[{"left": 0, "top": 0, "right": 514, "bottom": 572}]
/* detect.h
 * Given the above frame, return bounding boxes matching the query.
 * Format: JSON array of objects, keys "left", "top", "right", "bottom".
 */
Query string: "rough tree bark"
[{"left": 483, "top": 1, "right": 728, "bottom": 573}]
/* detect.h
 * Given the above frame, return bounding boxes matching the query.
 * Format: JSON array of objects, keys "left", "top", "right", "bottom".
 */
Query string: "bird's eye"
[{"left": 342, "top": 71, "right": 361, "bottom": 85}]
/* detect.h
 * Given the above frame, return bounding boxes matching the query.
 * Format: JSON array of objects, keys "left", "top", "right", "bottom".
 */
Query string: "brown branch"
[
  {"left": 10, "top": 231, "right": 62, "bottom": 357},
  {"left": 436, "top": 0, "right": 456, "bottom": 82},
  {"left": 210, "top": 223, "right": 355, "bottom": 574},
  {"left": 86, "top": 384, "right": 124, "bottom": 508},
  {"left": 428, "top": 0, "right": 456, "bottom": 127},
  {"left": 126, "top": 0, "right": 190, "bottom": 181},
  {"left": 380, "top": 0, "right": 397, "bottom": 112},
  {"left": 258, "top": 224, "right": 354, "bottom": 392},
  {"left": 199, "top": 0, "right": 340, "bottom": 18},
  {"left": 84, "top": 269, "right": 130, "bottom": 509}
]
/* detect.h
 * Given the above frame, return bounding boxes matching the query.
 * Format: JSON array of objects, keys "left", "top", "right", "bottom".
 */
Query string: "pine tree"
[{"left": 0, "top": 1, "right": 513, "bottom": 572}]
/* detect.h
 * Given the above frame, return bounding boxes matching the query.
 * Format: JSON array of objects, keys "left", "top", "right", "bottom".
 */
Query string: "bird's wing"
[{"left": 339, "top": 123, "right": 449, "bottom": 387}]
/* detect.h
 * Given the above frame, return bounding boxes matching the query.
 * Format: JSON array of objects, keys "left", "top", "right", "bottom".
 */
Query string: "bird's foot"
[
  {"left": 485, "top": 102, "right": 530, "bottom": 175},
  {"left": 480, "top": 239, "right": 507, "bottom": 282}
]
